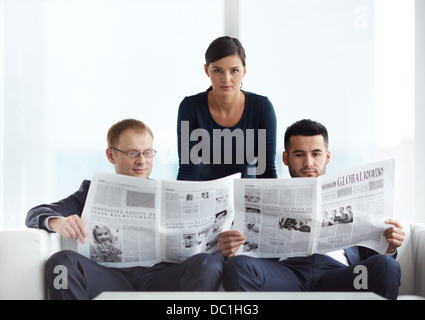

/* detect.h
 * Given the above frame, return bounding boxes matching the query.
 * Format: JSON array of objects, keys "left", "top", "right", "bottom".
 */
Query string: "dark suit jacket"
[
  {"left": 345, "top": 245, "right": 397, "bottom": 265},
  {"left": 25, "top": 180, "right": 91, "bottom": 231}
]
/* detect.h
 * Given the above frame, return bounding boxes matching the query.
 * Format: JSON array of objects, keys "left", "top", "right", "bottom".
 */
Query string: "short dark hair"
[
  {"left": 205, "top": 36, "right": 246, "bottom": 67},
  {"left": 284, "top": 119, "right": 329, "bottom": 151}
]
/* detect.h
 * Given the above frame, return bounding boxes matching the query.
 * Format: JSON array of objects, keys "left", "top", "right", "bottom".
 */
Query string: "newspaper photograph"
[
  {"left": 78, "top": 172, "right": 239, "bottom": 267},
  {"left": 233, "top": 159, "right": 394, "bottom": 259}
]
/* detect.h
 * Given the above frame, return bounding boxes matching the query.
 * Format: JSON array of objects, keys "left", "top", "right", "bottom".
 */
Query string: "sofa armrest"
[
  {"left": 0, "top": 228, "right": 62, "bottom": 300},
  {"left": 397, "top": 223, "right": 414, "bottom": 295},
  {"left": 411, "top": 223, "right": 425, "bottom": 297}
]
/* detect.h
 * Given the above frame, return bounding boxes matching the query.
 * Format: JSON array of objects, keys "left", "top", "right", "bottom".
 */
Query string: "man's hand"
[
  {"left": 218, "top": 230, "right": 246, "bottom": 258},
  {"left": 48, "top": 215, "right": 89, "bottom": 243},
  {"left": 383, "top": 218, "right": 405, "bottom": 254}
]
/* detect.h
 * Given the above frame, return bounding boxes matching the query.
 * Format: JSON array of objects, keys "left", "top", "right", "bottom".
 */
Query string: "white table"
[{"left": 95, "top": 291, "right": 384, "bottom": 300}]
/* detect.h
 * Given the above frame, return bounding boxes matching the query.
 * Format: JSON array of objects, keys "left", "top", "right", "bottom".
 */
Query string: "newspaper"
[
  {"left": 233, "top": 159, "right": 394, "bottom": 259},
  {"left": 77, "top": 172, "right": 239, "bottom": 267},
  {"left": 76, "top": 159, "right": 394, "bottom": 266}
]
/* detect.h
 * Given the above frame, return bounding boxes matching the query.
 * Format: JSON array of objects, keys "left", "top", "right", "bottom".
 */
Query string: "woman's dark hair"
[{"left": 205, "top": 36, "right": 246, "bottom": 66}]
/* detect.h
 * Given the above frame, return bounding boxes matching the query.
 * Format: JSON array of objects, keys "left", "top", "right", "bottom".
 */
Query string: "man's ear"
[
  {"left": 282, "top": 151, "right": 289, "bottom": 166},
  {"left": 106, "top": 148, "right": 115, "bottom": 164},
  {"left": 326, "top": 150, "right": 331, "bottom": 165}
]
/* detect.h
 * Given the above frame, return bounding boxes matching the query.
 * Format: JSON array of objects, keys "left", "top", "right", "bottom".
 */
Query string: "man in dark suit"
[
  {"left": 26, "top": 118, "right": 224, "bottom": 299},
  {"left": 219, "top": 119, "right": 404, "bottom": 299}
]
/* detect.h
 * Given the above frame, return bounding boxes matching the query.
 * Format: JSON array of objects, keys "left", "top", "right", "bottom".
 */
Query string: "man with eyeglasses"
[{"left": 26, "top": 118, "right": 224, "bottom": 299}]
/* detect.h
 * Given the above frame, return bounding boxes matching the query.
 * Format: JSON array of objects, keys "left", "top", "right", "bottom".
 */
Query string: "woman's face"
[
  {"left": 95, "top": 228, "right": 111, "bottom": 243},
  {"left": 205, "top": 54, "right": 246, "bottom": 96}
]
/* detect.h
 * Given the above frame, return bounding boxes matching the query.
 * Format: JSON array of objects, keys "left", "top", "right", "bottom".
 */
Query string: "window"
[
  {"left": 0, "top": 0, "right": 417, "bottom": 229},
  {"left": 239, "top": 0, "right": 415, "bottom": 222},
  {"left": 0, "top": 0, "right": 224, "bottom": 229}
]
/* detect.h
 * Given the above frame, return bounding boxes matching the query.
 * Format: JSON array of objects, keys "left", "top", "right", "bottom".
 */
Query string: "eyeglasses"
[{"left": 110, "top": 147, "right": 156, "bottom": 159}]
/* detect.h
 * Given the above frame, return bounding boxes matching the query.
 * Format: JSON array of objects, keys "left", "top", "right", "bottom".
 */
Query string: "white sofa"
[{"left": 1, "top": 224, "right": 425, "bottom": 300}]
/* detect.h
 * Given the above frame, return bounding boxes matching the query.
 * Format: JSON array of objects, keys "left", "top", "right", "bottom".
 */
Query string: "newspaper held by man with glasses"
[{"left": 77, "top": 172, "right": 239, "bottom": 268}]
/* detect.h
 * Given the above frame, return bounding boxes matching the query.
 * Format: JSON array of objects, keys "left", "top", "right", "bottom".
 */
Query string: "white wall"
[
  {"left": 0, "top": 0, "right": 225, "bottom": 229},
  {"left": 0, "top": 0, "right": 419, "bottom": 230}
]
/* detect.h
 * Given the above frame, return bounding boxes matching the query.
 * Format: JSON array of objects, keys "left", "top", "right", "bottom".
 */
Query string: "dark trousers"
[
  {"left": 223, "top": 254, "right": 401, "bottom": 300},
  {"left": 45, "top": 250, "right": 224, "bottom": 300}
]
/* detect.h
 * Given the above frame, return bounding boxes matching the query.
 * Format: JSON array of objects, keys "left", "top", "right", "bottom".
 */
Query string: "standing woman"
[{"left": 177, "top": 36, "right": 277, "bottom": 180}]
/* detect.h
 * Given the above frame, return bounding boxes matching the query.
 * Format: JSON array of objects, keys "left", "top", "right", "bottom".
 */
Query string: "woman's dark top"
[{"left": 177, "top": 89, "right": 277, "bottom": 181}]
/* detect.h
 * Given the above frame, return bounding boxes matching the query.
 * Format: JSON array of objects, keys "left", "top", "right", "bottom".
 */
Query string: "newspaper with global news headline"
[{"left": 233, "top": 158, "right": 394, "bottom": 259}]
